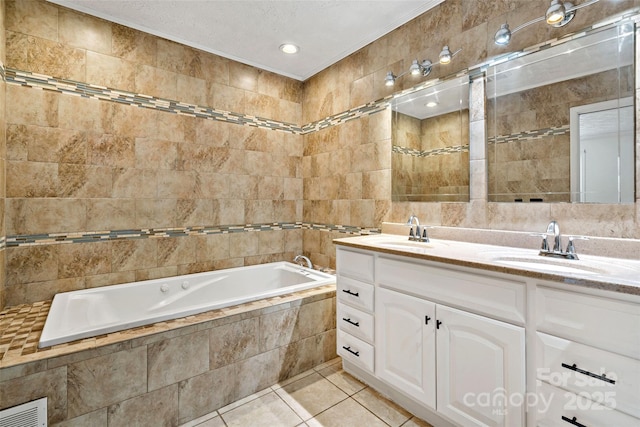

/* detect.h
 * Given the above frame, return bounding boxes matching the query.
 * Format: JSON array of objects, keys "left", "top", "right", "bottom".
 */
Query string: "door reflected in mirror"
[
  {"left": 486, "top": 21, "right": 635, "bottom": 203},
  {"left": 391, "top": 75, "right": 470, "bottom": 202}
]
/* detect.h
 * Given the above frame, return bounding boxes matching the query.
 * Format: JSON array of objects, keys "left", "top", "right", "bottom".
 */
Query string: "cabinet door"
[
  {"left": 376, "top": 287, "right": 436, "bottom": 409},
  {"left": 436, "top": 304, "right": 525, "bottom": 427}
]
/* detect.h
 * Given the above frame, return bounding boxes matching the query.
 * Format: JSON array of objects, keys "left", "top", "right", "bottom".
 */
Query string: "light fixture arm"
[
  {"left": 510, "top": 16, "right": 545, "bottom": 36},
  {"left": 494, "top": 0, "right": 600, "bottom": 46},
  {"left": 566, "top": 0, "right": 599, "bottom": 13}
]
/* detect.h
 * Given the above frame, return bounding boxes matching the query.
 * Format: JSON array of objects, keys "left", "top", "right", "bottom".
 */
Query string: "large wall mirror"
[
  {"left": 391, "top": 75, "right": 470, "bottom": 202},
  {"left": 486, "top": 19, "right": 635, "bottom": 203}
]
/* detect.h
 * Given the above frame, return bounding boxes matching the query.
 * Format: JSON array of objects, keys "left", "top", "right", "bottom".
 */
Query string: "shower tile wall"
[{"left": 3, "top": 0, "right": 304, "bottom": 306}]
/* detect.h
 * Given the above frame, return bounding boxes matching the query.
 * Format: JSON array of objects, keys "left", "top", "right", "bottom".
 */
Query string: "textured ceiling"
[{"left": 48, "top": 0, "right": 443, "bottom": 81}]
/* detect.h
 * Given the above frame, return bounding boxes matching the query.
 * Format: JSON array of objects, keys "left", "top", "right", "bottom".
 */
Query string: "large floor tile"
[
  {"left": 275, "top": 372, "right": 348, "bottom": 420},
  {"left": 352, "top": 387, "right": 412, "bottom": 427},
  {"left": 221, "top": 391, "right": 303, "bottom": 427},
  {"left": 306, "top": 398, "right": 388, "bottom": 427},
  {"left": 317, "top": 362, "right": 366, "bottom": 396},
  {"left": 401, "top": 417, "right": 435, "bottom": 427}
]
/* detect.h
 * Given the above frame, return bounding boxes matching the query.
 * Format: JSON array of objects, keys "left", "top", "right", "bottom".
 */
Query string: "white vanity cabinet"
[
  {"left": 376, "top": 287, "right": 436, "bottom": 409},
  {"left": 335, "top": 242, "right": 640, "bottom": 427},
  {"left": 336, "top": 248, "right": 376, "bottom": 372},
  {"left": 535, "top": 286, "right": 640, "bottom": 426},
  {"left": 337, "top": 246, "right": 526, "bottom": 427}
]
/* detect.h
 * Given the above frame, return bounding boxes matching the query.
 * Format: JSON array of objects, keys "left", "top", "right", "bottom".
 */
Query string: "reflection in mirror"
[
  {"left": 391, "top": 75, "right": 470, "bottom": 202},
  {"left": 486, "top": 20, "right": 635, "bottom": 203}
]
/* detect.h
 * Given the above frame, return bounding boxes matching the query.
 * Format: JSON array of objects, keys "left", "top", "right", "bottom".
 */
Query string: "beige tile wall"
[
  {"left": 304, "top": 0, "right": 640, "bottom": 266},
  {"left": 0, "top": 292, "right": 337, "bottom": 426},
  {"left": 4, "top": 0, "right": 640, "bottom": 302},
  {"left": 3, "top": 0, "right": 304, "bottom": 306}
]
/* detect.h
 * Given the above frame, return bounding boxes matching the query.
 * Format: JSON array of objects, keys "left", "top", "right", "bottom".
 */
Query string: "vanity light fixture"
[
  {"left": 494, "top": 0, "right": 599, "bottom": 46},
  {"left": 279, "top": 43, "right": 299, "bottom": 54},
  {"left": 384, "top": 45, "right": 458, "bottom": 87},
  {"left": 438, "top": 45, "right": 461, "bottom": 64}
]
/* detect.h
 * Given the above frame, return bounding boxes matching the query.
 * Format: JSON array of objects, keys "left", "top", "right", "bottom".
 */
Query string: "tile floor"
[{"left": 178, "top": 358, "right": 434, "bottom": 427}]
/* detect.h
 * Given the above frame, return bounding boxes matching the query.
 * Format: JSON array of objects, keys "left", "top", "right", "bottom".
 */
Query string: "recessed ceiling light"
[
  {"left": 279, "top": 43, "right": 299, "bottom": 54},
  {"left": 426, "top": 101, "right": 438, "bottom": 108}
]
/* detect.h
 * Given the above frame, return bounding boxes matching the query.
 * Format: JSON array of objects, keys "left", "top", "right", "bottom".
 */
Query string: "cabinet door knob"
[
  {"left": 436, "top": 320, "right": 442, "bottom": 329},
  {"left": 425, "top": 315, "right": 431, "bottom": 325}
]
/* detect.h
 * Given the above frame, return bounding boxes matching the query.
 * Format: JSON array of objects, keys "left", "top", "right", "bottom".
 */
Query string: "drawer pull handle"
[
  {"left": 436, "top": 320, "right": 442, "bottom": 329},
  {"left": 561, "top": 363, "right": 616, "bottom": 385},
  {"left": 561, "top": 416, "right": 587, "bottom": 427},
  {"left": 425, "top": 315, "right": 431, "bottom": 325},
  {"left": 342, "top": 345, "right": 360, "bottom": 357},
  {"left": 342, "top": 317, "right": 360, "bottom": 327},
  {"left": 342, "top": 289, "right": 360, "bottom": 297}
]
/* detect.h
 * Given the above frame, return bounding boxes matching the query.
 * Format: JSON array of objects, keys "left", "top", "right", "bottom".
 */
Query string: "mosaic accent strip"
[
  {"left": 5, "top": 68, "right": 304, "bottom": 134},
  {"left": 392, "top": 144, "right": 469, "bottom": 158},
  {"left": 487, "top": 125, "right": 570, "bottom": 145},
  {"left": 4, "top": 67, "right": 389, "bottom": 136},
  {"left": 6, "top": 222, "right": 380, "bottom": 248},
  {"left": 301, "top": 100, "right": 389, "bottom": 134}
]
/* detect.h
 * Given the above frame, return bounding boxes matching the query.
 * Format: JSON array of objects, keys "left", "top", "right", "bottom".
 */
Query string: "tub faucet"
[
  {"left": 407, "top": 215, "right": 429, "bottom": 242},
  {"left": 294, "top": 254, "right": 313, "bottom": 269}
]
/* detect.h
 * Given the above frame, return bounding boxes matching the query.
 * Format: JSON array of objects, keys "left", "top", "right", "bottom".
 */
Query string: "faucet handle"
[
  {"left": 529, "top": 233, "right": 548, "bottom": 252},
  {"left": 565, "top": 235, "right": 588, "bottom": 255}
]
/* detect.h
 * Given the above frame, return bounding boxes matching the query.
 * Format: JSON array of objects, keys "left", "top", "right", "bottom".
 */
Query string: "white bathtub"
[{"left": 39, "top": 262, "right": 335, "bottom": 348}]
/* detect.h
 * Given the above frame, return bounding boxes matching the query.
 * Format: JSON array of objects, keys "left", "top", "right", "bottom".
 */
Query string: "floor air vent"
[{"left": 0, "top": 398, "right": 47, "bottom": 427}]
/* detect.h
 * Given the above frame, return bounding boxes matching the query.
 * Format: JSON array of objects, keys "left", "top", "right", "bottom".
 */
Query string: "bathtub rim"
[{"left": 38, "top": 262, "right": 335, "bottom": 349}]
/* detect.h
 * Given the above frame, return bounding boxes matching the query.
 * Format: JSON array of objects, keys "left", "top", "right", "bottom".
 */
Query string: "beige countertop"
[{"left": 334, "top": 234, "right": 640, "bottom": 296}]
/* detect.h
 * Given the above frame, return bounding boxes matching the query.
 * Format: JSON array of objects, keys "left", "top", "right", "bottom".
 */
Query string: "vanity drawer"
[
  {"left": 337, "top": 329, "right": 374, "bottom": 372},
  {"left": 536, "top": 332, "right": 640, "bottom": 419},
  {"left": 536, "top": 382, "right": 640, "bottom": 427},
  {"left": 337, "top": 248, "right": 374, "bottom": 283},
  {"left": 337, "top": 276, "right": 374, "bottom": 312},
  {"left": 536, "top": 287, "right": 640, "bottom": 359},
  {"left": 376, "top": 256, "right": 526, "bottom": 325},
  {"left": 337, "top": 302, "right": 374, "bottom": 343}
]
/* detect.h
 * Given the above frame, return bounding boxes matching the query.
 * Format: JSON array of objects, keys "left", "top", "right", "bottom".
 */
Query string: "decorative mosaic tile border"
[
  {"left": 487, "top": 125, "right": 570, "bottom": 145},
  {"left": 392, "top": 144, "right": 469, "bottom": 158},
  {"left": 6, "top": 68, "right": 304, "bottom": 133},
  {"left": 6, "top": 222, "right": 380, "bottom": 248},
  {"left": 4, "top": 67, "right": 389, "bottom": 136},
  {"left": 301, "top": 100, "right": 389, "bottom": 134}
]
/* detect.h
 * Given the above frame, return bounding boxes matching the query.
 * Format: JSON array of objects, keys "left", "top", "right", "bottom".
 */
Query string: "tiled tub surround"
[{"left": 0, "top": 285, "right": 337, "bottom": 425}]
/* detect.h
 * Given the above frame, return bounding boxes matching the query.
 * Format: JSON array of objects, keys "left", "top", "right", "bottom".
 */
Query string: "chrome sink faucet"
[
  {"left": 536, "top": 220, "right": 583, "bottom": 260},
  {"left": 407, "top": 215, "right": 429, "bottom": 242},
  {"left": 546, "top": 220, "right": 561, "bottom": 253}
]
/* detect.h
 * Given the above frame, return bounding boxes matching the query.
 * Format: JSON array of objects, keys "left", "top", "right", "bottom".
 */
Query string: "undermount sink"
[
  {"left": 491, "top": 256, "right": 607, "bottom": 275},
  {"left": 372, "top": 240, "right": 437, "bottom": 254}
]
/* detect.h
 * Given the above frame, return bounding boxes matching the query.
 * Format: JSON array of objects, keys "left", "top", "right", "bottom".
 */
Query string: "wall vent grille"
[{"left": 0, "top": 398, "right": 47, "bottom": 427}]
